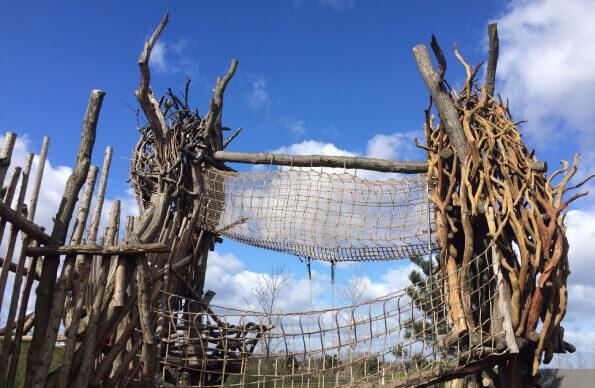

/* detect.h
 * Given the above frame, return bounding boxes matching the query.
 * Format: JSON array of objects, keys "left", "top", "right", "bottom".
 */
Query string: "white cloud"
[
  {"left": 246, "top": 76, "right": 270, "bottom": 111},
  {"left": 496, "top": 0, "right": 595, "bottom": 167},
  {"left": 281, "top": 118, "right": 308, "bottom": 137},
  {"left": 150, "top": 41, "right": 169, "bottom": 73},
  {"left": 366, "top": 131, "right": 420, "bottom": 160},
  {"left": 273, "top": 139, "right": 356, "bottom": 158},
  {"left": 205, "top": 251, "right": 328, "bottom": 312},
  {"left": 319, "top": 0, "right": 355, "bottom": 11},
  {"left": 149, "top": 39, "right": 197, "bottom": 76}
]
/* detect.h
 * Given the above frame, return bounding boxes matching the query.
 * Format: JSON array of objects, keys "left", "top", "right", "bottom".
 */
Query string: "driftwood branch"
[
  {"left": 136, "top": 14, "right": 170, "bottom": 146},
  {"left": 413, "top": 42, "right": 469, "bottom": 160},
  {"left": 212, "top": 150, "right": 546, "bottom": 173},
  {"left": 486, "top": 23, "right": 499, "bottom": 96},
  {"left": 26, "top": 243, "right": 170, "bottom": 257}
]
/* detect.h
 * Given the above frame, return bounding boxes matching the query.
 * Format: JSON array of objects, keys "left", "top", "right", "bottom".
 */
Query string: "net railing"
[
  {"left": 197, "top": 168, "right": 438, "bottom": 262},
  {"left": 154, "top": 246, "right": 507, "bottom": 387}
]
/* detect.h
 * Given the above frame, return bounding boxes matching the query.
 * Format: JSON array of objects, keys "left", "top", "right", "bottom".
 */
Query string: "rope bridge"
[
  {"left": 197, "top": 168, "right": 439, "bottom": 262},
  {"left": 154, "top": 245, "right": 508, "bottom": 387}
]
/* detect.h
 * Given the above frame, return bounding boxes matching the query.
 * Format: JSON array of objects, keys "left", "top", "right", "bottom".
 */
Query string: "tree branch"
[
  {"left": 413, "top": 42, "right": 469, "bottom": 161},
  {"left": 135, "top": 14, "right": 169, "bottom": 146}
]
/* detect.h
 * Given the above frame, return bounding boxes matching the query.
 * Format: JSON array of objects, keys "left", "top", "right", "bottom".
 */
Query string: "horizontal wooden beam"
[
  {"left": 212, "top": 151, "right": 547, "bottom": 174},
  {"left": 0, "top": 256, "right": 39, "bottom": 280},
  {"left": 0, "top": 201, "right": 54, "bottom": 245},
  {"left": 25, "top": 243, "right": 170, "bottom": 257}
]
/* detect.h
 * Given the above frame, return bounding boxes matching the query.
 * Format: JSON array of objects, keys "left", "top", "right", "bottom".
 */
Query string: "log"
[
  {"left": 211, "top": 150, "right": 547, "bottom": 173},
  {"left": 25, "top": 243, "right": 170, "bottom": 257}
]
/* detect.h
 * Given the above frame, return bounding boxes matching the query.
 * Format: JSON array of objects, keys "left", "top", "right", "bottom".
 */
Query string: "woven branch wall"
[{"left": 197, "top": 168, "right": 439, "bottom": 262}]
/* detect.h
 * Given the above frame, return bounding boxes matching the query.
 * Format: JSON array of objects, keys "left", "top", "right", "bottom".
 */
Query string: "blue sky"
[{"left": 1, "top": 0, "right": 595, "bottom": 367}]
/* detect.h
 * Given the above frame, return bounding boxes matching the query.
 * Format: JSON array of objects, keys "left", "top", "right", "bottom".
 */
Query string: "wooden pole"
[
  {"left": 26, "top": 89, "right": 104, "bottom": 388},
  {"left": 7, "top": 137, "right": 49, "bottom": 387},
  {"left": 486, "top": 23, "right": 499, "bottom": 97},
  {"left": 0, "top": 168, "right": 22, "bottom": 244},
  {"left": 0, "top": 132, "right": 17, "bottom": 186},
  {"left": 0, "top": 154, "right": 33, "bottom": 318},
  {"left": 74, "top": 200, "right": 120, "bottom": 387},
  {"left": 55, "top": 166, "right": 98, "bottom": 388},
  {"left": 0, "top": 153, "right": 36, "bottom": 382},
  {"left": 211, "top": 150, "right": 546, "bottom": 173},
  {"left": 25, "top": 243, "right": 170, "bottom": 257}
]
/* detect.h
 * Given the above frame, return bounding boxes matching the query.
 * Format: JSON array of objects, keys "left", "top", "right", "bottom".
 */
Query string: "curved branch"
[{"left": 135, "top": 14, "right": 169, "bottom": 146}]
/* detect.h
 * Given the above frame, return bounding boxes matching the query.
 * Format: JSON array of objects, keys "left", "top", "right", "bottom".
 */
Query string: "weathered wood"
[
  {"left": 0, "top": 154, "right": 33, "bottom": 319},
  {"left": 413, "top": 42, "right": 469, "bottom": 161},
  {"left": 88, "top": 146, "right": 112, "bottom": 300},
  {"left": 26, "top": 243, "right": 170, "bottom": 257},
  {"left": 56, "top": 166, "right": 98, "bottom": 388},
  {"left": 212, "top": 150, "right": 547, "bottom": 173},
  {"left": 0, "top": 256, "right": 38, "bottom": 280},
  {"left": 26, "top": 89, "right": 104, "bottom": 388},
  {"left": 485, "top": 23, "right": 499, "bottom": 97},
  {"left": 0, "top": 167, "right": 22, "bottom": 243},
  {"left": 136, "top": 14, "right": 169, "bottom": 146},
  {"left": 210, "top": 58, "right": 238, "bottom": 150},
  {"left": 7, "top": 140, "right": 48, "bottom": 387},
  {"left": 89, "top": 310, "right": 140, "bottom": 385},
  {"left": 0, "top": 132, "right": 17, "bottom": 186},
  {"left": 73, "top": 200, "right": 120, "bottom": 388},
  {"left": 0, "top": 312, "right": 34, "bottom": 336},
  {"left": 223, "top": 127, "right": 243, "bottom": 149},
  {"left": 0, "top": 152, "right": 37, "bottom": 382},
  {"left": 0, "top": 201, "right": 53, "bottom": 245}
]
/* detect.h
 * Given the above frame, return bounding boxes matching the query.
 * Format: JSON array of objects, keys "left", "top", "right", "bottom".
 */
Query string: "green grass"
[{"left": 1, "top": 341, "right": 64, "bottom": 387}]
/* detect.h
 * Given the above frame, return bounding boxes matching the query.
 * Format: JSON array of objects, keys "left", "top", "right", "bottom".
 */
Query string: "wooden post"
[
  {"left": 0, "top": 153, "right": 35, "bottom": 382},
  {"left": 0, "top": 132, "right": 17, "bottom": 186},
  {"left": 6, "top": 137, "right": 49, "bottom": 388},
  {"left": 56, "top": 166, "right": 98, "bottom": 388},
  {"left": 74, "top": 199, "right": 120, "bottom": 387},
  {"left": 0, "top": 154, "right": 33, "bottom": 318},
  {"left": 26, "top": 89, "right": 104, "bottom": 388}
]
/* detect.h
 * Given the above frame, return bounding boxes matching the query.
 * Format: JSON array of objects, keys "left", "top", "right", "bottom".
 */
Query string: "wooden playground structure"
[{"left": 0, "top": 16, "right": 590, "bottom": 387}]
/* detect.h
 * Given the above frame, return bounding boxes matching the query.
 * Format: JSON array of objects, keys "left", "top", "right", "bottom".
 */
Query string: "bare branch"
[{"left": 135, "top": 14, "right": 170, "bottom": 146}]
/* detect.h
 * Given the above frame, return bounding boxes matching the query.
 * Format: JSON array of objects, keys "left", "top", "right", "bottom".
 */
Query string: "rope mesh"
[
  {"left": 154, "top": 246, "right": 507, "bottom": 387},
  {"left": 198, "top": 169, "right": 438, "bottom": 262}
]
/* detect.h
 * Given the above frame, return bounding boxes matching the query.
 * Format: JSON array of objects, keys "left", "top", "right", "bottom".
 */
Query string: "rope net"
[
  {"left": 197, "top": 168, "right": 438, "bottom": 262},
  {"left": 154, "top": 246, "right": 507, "bottom": 387}
]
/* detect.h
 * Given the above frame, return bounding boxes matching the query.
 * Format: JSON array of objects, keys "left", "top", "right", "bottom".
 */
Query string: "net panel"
[
  {"left": 197, "top": 168, "right": 439, "bottom": 262},
  {"left": 154, "top": 246, "right": 507, "bottom": 387}
]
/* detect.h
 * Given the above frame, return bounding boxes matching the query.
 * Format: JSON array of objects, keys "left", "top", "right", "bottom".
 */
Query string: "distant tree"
[{"left": 249, "top": 263, "right": 289, "bottom": 357}]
